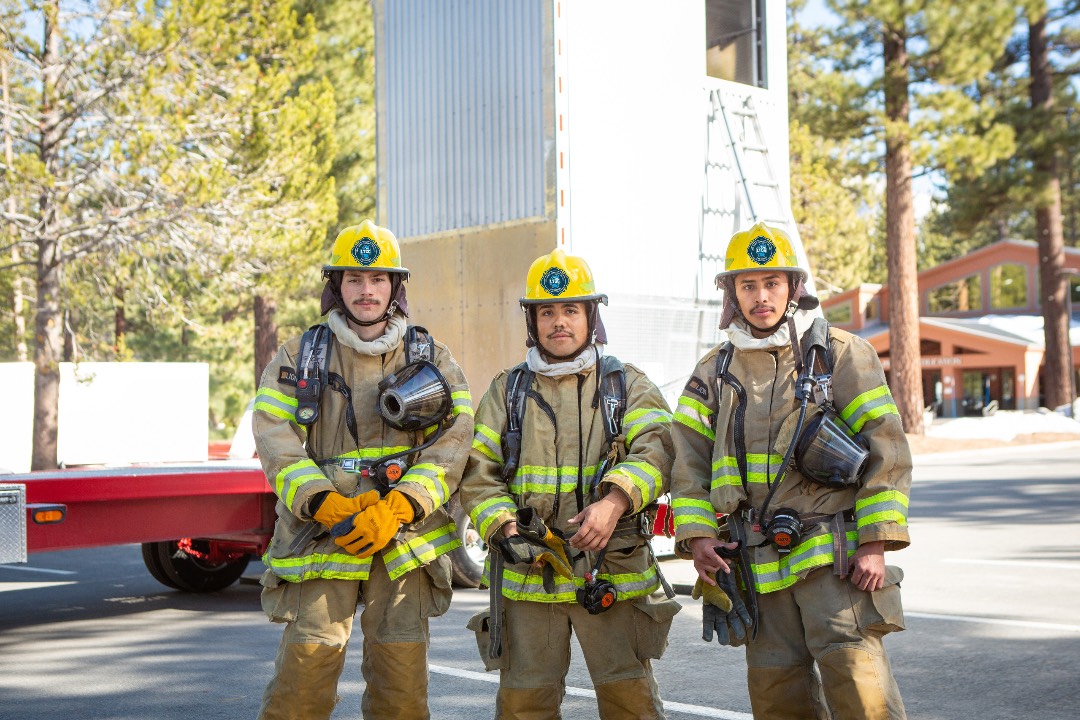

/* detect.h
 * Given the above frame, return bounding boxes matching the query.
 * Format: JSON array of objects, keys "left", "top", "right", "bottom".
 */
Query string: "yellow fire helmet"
[
  {"left": 714, "top": 221, "right": 806, "bottom": 286},
  {"left": 520, "top": 248, "right": 608, "bottom": 306},
  {"left": 324, "top": 219, "right": 410, "bottom": 278}
]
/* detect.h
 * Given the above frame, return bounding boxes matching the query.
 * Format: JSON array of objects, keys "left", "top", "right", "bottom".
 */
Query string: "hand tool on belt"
[{"left": 487, "top": 507, "right": 578, "bottom": 659}]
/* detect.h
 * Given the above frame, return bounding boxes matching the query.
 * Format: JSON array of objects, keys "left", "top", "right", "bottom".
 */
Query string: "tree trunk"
[
  {"left": 1029, "top": 12, "right": 1072, "bottom": 409},
  {"left": 31, "top": 2, "right": 63, "bottom": 471},
  {"left": 883, "top": 22, "right": 924, "bottom": 434},
  {"left": 254, "top": 293, "right": 278, "bottom": 388},
  {"left": 2, "top": 55, "right": 28, "bottom": 363},
  {"left": 114, "top": 284, "right": 126, "bottom": 356}
]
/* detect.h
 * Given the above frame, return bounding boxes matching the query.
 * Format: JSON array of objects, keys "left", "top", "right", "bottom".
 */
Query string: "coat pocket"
[
  {"left": 259, "top": 569, "right": 302, "bottom": 623},
  {"left": 466, "top": 608, "right": 509, "bottom": 672},
  {"left": 631, "top": 595, "right": 683, "bottom": 660},
  {"left": 852, "top": 565, "right": 906, "bottom": 635},
  {"left": 419, "top": 553, "right": 454, "bottom": 619}
]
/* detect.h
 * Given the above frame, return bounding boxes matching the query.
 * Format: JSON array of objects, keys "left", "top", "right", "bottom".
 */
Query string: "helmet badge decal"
[
  {"left": 352, "top": 236, "right": 381, "bottom": 266},
  {"left": 747, "top": 235, "right": 777, "bottom": 266},
  {"left": 540, "top": 266, "right": 570, "bottom": 296}
]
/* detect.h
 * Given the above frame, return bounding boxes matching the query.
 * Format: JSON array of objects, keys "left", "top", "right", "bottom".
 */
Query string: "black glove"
[{"left": 693, "top": 569, "right": 753, "bottom": 647}]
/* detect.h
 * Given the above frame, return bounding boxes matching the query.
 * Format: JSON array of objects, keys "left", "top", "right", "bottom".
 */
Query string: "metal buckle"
[
  {"left": 338, "top": 458, "right": 365, "bottom": 474},
  {"left": 638, "top": 511, "right": 655, "bottom": 538}
]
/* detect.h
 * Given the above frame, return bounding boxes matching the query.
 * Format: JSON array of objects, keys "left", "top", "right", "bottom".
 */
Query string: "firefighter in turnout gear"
[
  {"left": 670, "top": 222, "right": 911, "bottom": 720},
  {"left": 460, "top": 249, "right": 681, "bottom": 719},
  {"left": 253, "top": 220, "right": 474, "bottom": 720}
]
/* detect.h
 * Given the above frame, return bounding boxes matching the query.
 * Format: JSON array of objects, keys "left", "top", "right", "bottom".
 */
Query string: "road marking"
[
  {"left": 943, "top": 558, "right": 1080, "bottom": 571},
  {"left": 0, "top": 564, "right": 76, "bottom": 575},
  {"left": 0, "top": 581, "right": 76, "bottom": 593},
  {"left": 907, "top": 612, "right": 1080, "bottom": 633},
  {"left": 429, "top": 664, "right": 752, "bottom": 719}
]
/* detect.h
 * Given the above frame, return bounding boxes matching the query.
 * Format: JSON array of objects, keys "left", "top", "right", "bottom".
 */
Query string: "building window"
[
  {"left": 824, "top": 302, "right": 853, "bottom": 325},
  {"left": 990, "top": 263, "right": 1027, "bottom": 309},
  {"left": 928, "top": 274, "right": 982, "bottom": 313},
  {"left": 864, "top": 298, "right": 880, "bottom": 321},
  {"left": 706, "top": 0, "right": 766, "bottom": 88}
]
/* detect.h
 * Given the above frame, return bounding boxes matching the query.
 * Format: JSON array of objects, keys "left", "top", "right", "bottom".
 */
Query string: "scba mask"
[
  {"left": 377, "top": 360, "right": 452, "bottom": 431},
  {"left": 776, "top": 405, "right": 869, "bottom": 489}
]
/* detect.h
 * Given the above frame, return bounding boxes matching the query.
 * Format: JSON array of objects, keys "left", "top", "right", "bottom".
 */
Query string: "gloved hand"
[
  {"left": 495, "top": 534, "right": 575, "bottom": 579},
  {"left": 692, "top": 569, "right": 753, "bottom": 647},
  {"left": 331, "top": 490, "right": 415, "bottom": 558},
  {"left": 513, "top": 508, "right": 576, "bottom": 579},
  {"left": 311, "top": 490, "right": 381, "bottom": 528}
]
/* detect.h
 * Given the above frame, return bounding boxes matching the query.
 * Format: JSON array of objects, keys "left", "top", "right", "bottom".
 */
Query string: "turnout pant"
[
  {"left": 257, "top": 553, "right": 452, "bottom": 720},
  {"left": 745, "top": 566, "right": 906, "bottom": 720},
  {"left": 492, "top": 595, "right": 679, "bottom": 720}
]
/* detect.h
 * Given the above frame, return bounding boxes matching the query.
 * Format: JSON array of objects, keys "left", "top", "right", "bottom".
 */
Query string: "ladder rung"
[
  {"left": 742, "top": 144, "right": 767, "bottom": 153},
  {"left": 751, "top": 181, "right": 780, "bottom": 189}
]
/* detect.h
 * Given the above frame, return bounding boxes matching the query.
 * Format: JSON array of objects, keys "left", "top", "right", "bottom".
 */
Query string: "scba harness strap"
[{"left": 295, "top": 323, "right": 435, "bottom": 447}]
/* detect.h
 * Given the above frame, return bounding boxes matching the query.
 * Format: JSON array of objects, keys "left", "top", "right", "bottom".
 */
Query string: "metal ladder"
[{"left": 698, "top": 87, "right": 809, "bottom": 299}]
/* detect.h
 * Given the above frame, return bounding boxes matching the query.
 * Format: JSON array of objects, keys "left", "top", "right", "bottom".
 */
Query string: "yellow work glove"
[
  {"left": 311, "top": 490, "right": 381, "bottom": 528},
  {"left": 692, "top": 570, "right": 753, "bottom": 647},
  {"left": 332, "top": 490, "right": 415, "bottom": 558}
]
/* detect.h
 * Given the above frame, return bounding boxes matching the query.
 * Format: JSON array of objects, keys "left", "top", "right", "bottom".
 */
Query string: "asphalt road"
[{"left": 1, "top": 441, "right": 1078, "bottom": 720}]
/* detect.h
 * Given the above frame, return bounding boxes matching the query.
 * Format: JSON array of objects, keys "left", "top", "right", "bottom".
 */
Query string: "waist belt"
[
  {"left": 798, "top": 509, "right": 855, "bottom": 526},
  {"left": 738, "top": 507, "right": 855, "bottom": 578}
]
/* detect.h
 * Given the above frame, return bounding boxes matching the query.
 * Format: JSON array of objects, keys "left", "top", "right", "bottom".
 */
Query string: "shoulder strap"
[
  {"left": 405, "top": 325, "right": 435, "bottom": 363},
  {"left": 798, "top": 317, "right": 834, "bottom": 405},
  {"left": 713, "top": 341, "right": 749, "bottom": 493},
  {"left": 295, "top": 323, "right": 333, "bottom": 426},
  {"left": 501, "top": 363, "right": 532, "bottom": 483},
  {"left": 597, "top": 355, "right": 626, "bottom": 447}
]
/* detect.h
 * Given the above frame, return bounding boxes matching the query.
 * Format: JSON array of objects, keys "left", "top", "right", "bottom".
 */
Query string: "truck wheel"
[
  {"left": 143, "top": 540, "right": 250, "bottom": 593},
  {"left": 447, "top": 495, "right": 485, "bottom": 589},
  {"left": 141, "top": 543, "right": 181, "bottom": 590}
]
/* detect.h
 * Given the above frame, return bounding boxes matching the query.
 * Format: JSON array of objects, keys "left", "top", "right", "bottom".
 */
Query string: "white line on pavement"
[
  {"left": 0, "top": 564, "right": 76, "bottom": 575},
  {"left": 429, "top": 664, "right": 753, "bottom": 719},
  {"left": 942, "top": 557, "right": 1080, "bottom": 571},
  {"left": 907, "top": 612, "right": 1080, "bottom": 633},
  {"left": 0, "top": 581, "right": 76, "bottom": 593}
]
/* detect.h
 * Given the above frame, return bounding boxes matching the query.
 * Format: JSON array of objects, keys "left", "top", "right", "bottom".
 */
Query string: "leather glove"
[
  {"left": 311, "top": 490, "right": 381, "bottom": 528},
  {"left": 692, "top": 569, "right": 753, "bottom": 647},
  {"left": 495, "top": 534, "right": 575, "bottom": 580},
  {"left": 331, "top": 490, "right": 415, "bottom": 558},
  {"left": 513, "top": 508, "right": 576, "bottom": 579}
]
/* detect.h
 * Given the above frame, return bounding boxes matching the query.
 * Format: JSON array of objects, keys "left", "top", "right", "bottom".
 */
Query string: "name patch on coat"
[
  {"left": 278, "top": 367, "right": 297, "bottom": 386},
  {"left": 684, "top": 375, "right": 709, "bottom": 400}
]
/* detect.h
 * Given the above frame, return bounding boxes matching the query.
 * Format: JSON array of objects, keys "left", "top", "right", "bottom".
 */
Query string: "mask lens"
[
  {"left": 377, "top": 360, "right": 452, "bottom": 431},
  {"left": 796, "top": 412, "right": 869, "bottom": 488}
]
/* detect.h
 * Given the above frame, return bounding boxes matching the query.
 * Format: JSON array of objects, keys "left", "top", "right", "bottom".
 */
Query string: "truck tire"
[
  {"left": 142, "top": 540, "right": 250, "bottom": 593},
  {"left": 447, "top": 495, "right": 486, "bottom": 589},
  {"left": 141, "top": 543, "right": 181, "bottom": 590}
]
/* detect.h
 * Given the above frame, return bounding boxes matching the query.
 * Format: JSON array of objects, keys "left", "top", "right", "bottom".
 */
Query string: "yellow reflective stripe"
[
  {"left": 840, "top": 384, "right": 899, "bottom": 433},
  {"left": 333, "top": 447, "right": 412, "bottom": 461},
  {"left": 472, "top": 424, "right": 502, "bottom": 462},
  {"left": 471, "top": 495, "right": 517, "bottom": 538},
  {"left": 383, "top": 523, "right": 461, "bottom": 579},
  {"left": 674, "top": 396, "right": 715, "bottom": 441},
  {"left": 711, "top": 456, "right": 741, "bottom": 490},
  {"left": 672, "top": 498, "right": 720, "bottom": 532},
  {"left": 622, "top": 407, "right": 672, "bottom": 443},
  {"left": 452, "top": 390, "right": 474, "bottom": 417},
  {"left": 254, "top": 387, "right": 297, "bottom": 422},
  {"left": 855, "top": 490, "right": 909, "bottom": 528},
  {"left": 751, "top": 530, "right": 858, "bottom": 593},
  {"left": 275, "top": 459, "right": 324, "bottom": 510},
  {"left": 511, "top": 464, "right": 603, "bottom": 495},
  {"left": 263, "top": 550, "right": 373, "bottom": 582},
  {"left": 745, "top": 453, "right": 783, "bottom": 485},
  {"left": 492, "top": 561, "right": 660, "bottom": 602},
  {"left": 400, "top": 463, "right": 450, "bottom": 507},
  {"left": 608, "top": 461, "right": 663, "bottom": 505}
]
